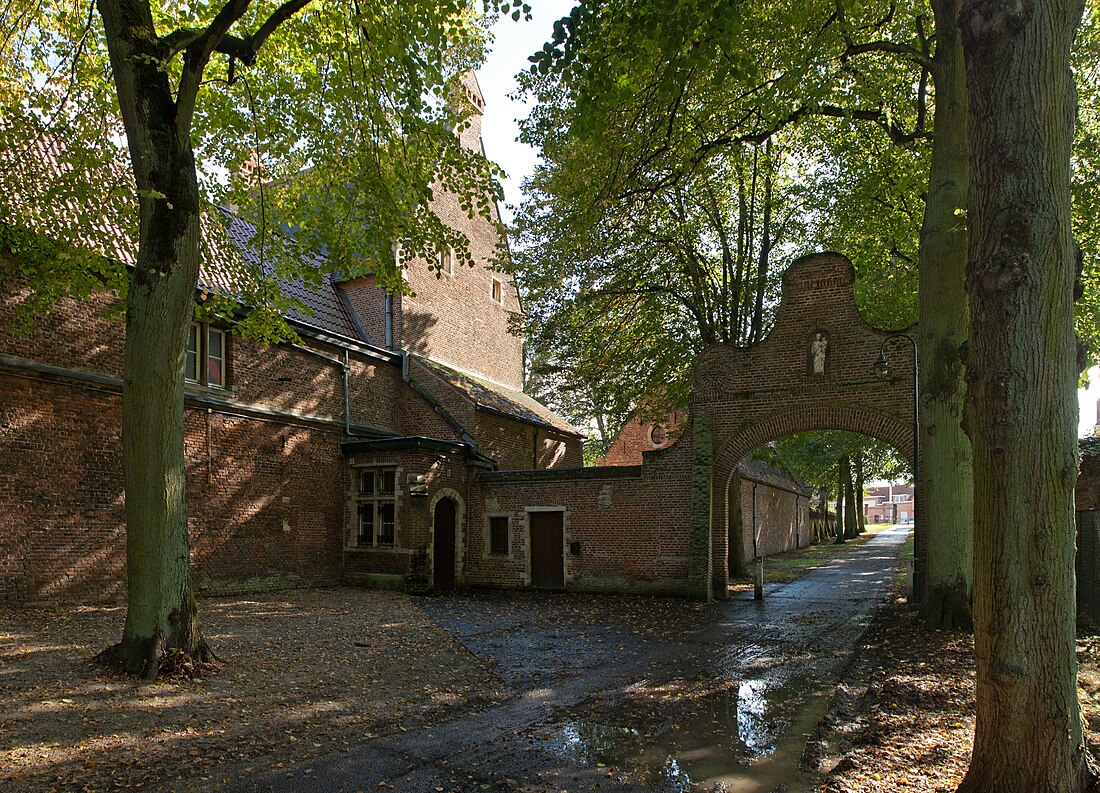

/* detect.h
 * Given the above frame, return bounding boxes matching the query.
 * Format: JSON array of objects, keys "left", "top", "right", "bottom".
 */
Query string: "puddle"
[{"left": 547, "top": 674, "right": 831, "bottom": 792}]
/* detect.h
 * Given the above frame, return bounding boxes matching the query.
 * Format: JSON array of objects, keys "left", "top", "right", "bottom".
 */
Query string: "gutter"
[
  {"left": 400, "top": 351, "right": 485, "bottom": 453},
  {"left": 287, "top": 343, "right": 353, "bottom": 436},
  {"left": 0, "top": 353, "right": 392, "bottom": 436}
]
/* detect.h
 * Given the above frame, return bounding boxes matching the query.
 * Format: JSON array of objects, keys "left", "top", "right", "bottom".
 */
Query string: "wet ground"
[{"left": 230, "top": 526, "right": 907, "bottom": 793}]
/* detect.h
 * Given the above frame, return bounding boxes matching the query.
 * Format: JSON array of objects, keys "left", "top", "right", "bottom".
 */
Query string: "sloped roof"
[
  {"left": 2, "top": 127, "right": 366, "bottom": 342},
  {"left": 212, "top": 211, "right": 362, "bottom": 340},
  {"left": 738, "top": 456, "right": 812, "bottom": 496},
  {"left": 414, "top": 356, "right": 584, "bottom": 438}
]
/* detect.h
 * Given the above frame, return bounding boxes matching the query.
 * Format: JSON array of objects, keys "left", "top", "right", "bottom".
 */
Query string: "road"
[{"left": 230, "top": 526, "right": 908, "bottom": 793}]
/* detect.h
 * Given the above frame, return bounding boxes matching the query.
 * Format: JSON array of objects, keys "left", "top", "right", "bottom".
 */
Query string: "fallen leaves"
[{"left": 0, "top": 588, "right": 503, "bottom": 791}]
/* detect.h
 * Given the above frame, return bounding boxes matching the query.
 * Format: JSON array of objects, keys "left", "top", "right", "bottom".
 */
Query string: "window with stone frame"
[
  {"left": 491, "top": 278, "right": 503, "bottom": 304},
  {"left": 353, "top": 467, "right": 398, "bottom": 548},
  {"left": 186, "top": 322, "right": 227, "bottom": 388},
  {"left": 439, "top": 246, "right": 453, "bottom": 276},
  {"left": 488, "top": 515, "right": 509, "bottom": 556}
]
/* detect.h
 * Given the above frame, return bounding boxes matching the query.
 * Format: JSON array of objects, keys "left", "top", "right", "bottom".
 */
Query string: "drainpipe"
[
  {"left": 751, "top": 482, "right": 759, "bottom": 558},
  {"left": 385, "top": 292, "right": 393, "bottom": 347},
  {"left": 795, "top": 494, "right": 800, "bottom": 549},
  {"left": 342, "top": 350, "right": 351, "bottom": 436},
  {"left": 400, "top": 351, "right": 480, "bottom": 451}
]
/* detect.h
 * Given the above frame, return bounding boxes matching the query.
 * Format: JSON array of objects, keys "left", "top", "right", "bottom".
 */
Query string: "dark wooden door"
[
  {"left": 433, "top": 498, "right": 456, "bottom": 591},
  {"left": 529, "top": 511, "right": 564, "bottom": 589}
]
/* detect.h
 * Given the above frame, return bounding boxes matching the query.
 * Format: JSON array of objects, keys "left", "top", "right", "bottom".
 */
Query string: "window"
[
  {"left": 892, "top": 494, "right": 909, "bottom": 503},
  {"left": 186, "top": 323, "right": 227, "bottom": 389},
  {"left": 439, "top": 247, "right": 453, "bottom": 276},
  {"left": 488, "top": 516, "right": 509, "bottom": 556},
  {"left": 491, "top": 278, "right": 503, "bottom": 304},
  {"left": 353, "top": 468, "right": 398, "bottom": 548}
]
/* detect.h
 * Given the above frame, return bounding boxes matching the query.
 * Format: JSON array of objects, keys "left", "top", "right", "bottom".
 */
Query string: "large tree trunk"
[
  {"left": 920, "top": 0, "right": 975, "bottom": 630},
  {"left": 957, "top": 0, "right": 1091, "bottom": 788},
  {"left": 95, "top": 0, "right": 211, "bottom": 678}
]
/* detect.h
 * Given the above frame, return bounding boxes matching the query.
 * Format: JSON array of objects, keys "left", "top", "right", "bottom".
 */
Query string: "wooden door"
[
  {"left": 433, "top": 498, "right": 456, "bottom": 591},
  {"left": 529, "top": 510, "right": 564, "bottom": 589}
]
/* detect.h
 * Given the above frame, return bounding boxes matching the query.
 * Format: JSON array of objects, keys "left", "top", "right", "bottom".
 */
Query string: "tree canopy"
[{"left": 0, "top": 0, "right": 521, "bottom": 676}]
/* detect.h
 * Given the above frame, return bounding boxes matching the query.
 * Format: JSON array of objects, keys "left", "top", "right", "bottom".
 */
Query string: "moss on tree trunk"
[
  {"left": 919, "top": 0, "right": 975, "bottom": 630},
  {"left": 957, "top": 0, "right": 1092, "bottom": 787},
  {"left": 94, "top": 0, "right": 211, "bottom": 678}
]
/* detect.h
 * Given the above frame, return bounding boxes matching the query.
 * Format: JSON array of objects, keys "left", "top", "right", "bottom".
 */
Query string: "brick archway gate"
[{"left": 686, "top": 253, "right": 918, "bottom": 600}]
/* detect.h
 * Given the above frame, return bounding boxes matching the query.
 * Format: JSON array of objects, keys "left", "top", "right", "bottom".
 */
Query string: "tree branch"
[{"left": 172, "top": 0, "right": 312, "bottom": 129}]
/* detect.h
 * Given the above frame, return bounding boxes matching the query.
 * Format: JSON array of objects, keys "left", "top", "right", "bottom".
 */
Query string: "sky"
[
  {"left": 471, "top": 7, "right": 1100, "bottom": 439},
  {"left": 476, "top": 0, "right": 576, "bottom": 223}
]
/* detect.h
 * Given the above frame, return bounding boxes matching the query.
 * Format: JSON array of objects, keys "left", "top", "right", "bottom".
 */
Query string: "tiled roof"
[
  {"left": 1, "top": 127, "right": 365, "bottom": 342},
  {"left": 414, "top": 356, "right": 584, "bottom": 438},
  {"left": 738, "top": 457, "right": 812, "bottom": 495},
  {"left": 210, "top": 211, "right": 362, "bottom": 340}
]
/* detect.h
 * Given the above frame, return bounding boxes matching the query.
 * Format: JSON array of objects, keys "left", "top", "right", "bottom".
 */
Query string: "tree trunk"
[
  {"left": 854, "top": 452, "right": 866, "bottom": 535},
  {"left": 957, "top": 0, "right": 1092, "bottom": 788},
  {"left": 95, "top": 0, "right": 211, "bottom": 678},
  {"left": 834, "top": 460, "right": 847, "bottom": 544},
  {"left": 843, "top": 456, "right": 858, "bottom": 539},
  {"left": 920, "top": 0, "right": 975, "bottom": 630}
]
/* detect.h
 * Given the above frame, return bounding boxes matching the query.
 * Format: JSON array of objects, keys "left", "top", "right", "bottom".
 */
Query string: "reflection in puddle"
[{"left": 550, "top": 676, "right": 828, "bottom": 792}]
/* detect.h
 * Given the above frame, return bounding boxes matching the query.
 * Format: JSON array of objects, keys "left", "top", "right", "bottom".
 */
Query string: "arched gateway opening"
[{"left": 687, "top": 253, "right": 918, "bottom": 600}]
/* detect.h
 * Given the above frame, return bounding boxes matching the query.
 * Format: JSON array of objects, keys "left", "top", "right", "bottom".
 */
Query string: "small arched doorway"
[{"left": 433, "top": 497, "right": 457, "bottom": 591}]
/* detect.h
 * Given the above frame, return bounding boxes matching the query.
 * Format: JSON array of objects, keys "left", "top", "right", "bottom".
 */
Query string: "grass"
[{"left": 730, "top": 522, "right": 905, "bottom": 590}]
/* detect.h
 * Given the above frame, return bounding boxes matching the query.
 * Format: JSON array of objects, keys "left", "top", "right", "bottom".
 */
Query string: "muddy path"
[{"left": 229, "top": 526, "right": 907, "bottom": 792}]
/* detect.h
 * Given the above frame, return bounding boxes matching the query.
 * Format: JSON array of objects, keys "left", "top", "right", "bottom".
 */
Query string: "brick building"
[
  {"left": 2, "top": 74, "right": 922, "bottom": 603},
  {"left": 1076, "top": 437, "right": 1100, "bottom": 622},
  {"left": 1, "top": 73, "right": 590, "bottom": 604},
  {"left": 864, "top": 484, "right": 913, "bottom": 524},
  {"left": 597, "top": 411, "right": 814, "bottom": 568}
]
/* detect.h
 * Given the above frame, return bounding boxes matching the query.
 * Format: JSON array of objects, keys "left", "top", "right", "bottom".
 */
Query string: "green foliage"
[
  {"left": 510, "top": 0, "right": 938, "bottom": 433},
  {"left": 0, "top": 0, "right": 517, "bottom": 338},
  {"left": 757, "top": 430, "right": 909, "bottom": 496},
  {"left": 1074, "top": 5, "right": 1100, "bottom": 360}
]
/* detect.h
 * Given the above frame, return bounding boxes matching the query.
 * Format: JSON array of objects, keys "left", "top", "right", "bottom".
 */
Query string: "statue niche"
[{"left": 810, "top": 332, "right": 828, "bottom": 376}]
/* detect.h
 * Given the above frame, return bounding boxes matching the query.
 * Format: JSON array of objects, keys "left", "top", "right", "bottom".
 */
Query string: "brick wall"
[
  {"left": 1076, "top": 444, "right": 1100, "bottom": 622},
  {"left": 397, "top": 197, "right": 522, "bottom": 389},
  {"left": 0, "top": 373, "right": 350, "bottom": 604},
  {"left": 0, "top": 282, "right": 476, "bottom": 603},
  {"left": 342, "top": 447, "right": 474, "bottom": 586},
  {"left": 1077, "top": 448, "right": 1100, "bottom": 511},
  {"left": 338, "top": 277, "right": 389, "bottom": 347},
  {"left": 737, "top": 478, "right": 812, "bottom": 561},
  {"left": 597, "top": 409, "right": 688, "bottom": 466},
  {"left": 473, "top": 411, "right": 583, "bottom": 471},
  {"left": 696, "top": 253, "right": 919, "bottom": 595},
  {"left": 465, "top": 438, "right": 695, "bottom": 595},
  {"left": 1078, "top": 511, "right": 1100, "bottom": 624}
]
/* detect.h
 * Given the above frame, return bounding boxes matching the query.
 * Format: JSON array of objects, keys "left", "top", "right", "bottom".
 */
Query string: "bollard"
[{"left": 754, "top": 556, "right": 764, "bottom": 600}]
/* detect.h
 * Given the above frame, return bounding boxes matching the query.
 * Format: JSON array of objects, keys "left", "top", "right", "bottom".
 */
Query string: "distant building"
[{"left": 864, "top": 483, "right": 913, "bottom": 524}]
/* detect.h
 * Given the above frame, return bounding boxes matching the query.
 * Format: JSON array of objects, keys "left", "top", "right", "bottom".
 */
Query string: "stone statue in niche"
[{"left": 811, "top": 333, "right": 828, "bottom": 375}]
